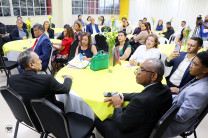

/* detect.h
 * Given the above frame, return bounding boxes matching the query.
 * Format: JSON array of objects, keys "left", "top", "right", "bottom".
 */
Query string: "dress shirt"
[
  {"left": 92, "top": 25, "right": 97, "bottom": 34},
  {"left": 169, "top": 54, "right": 194, "bottom": 86},
  {"left": 129, "top": 45, "right": 161, "bottom": 63}
]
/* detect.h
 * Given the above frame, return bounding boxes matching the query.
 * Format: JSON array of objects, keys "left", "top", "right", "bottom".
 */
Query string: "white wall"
[{"left": 129, "top": 0, "right": 208, "bottom": 33}]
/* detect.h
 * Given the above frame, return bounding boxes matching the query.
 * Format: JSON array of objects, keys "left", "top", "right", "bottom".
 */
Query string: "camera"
[{"left": 196, "top": 15, "right": 202, "bottom": 26}]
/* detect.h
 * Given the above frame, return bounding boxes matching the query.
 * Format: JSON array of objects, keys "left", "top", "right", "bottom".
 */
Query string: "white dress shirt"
[
  {"left": 129, "top": 45, "right": 161, "bottom": 63},
  {"left": 92, "top": 25, "right": 97, "bottom": 34},
  {"left": 169, "top": 54, "right": 194, "bottom": 86}
]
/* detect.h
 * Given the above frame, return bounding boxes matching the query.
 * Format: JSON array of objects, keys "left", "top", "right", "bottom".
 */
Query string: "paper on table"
[
  {"left": 122, "top": 63, "right": 137, "bottom": 69},
  {"left": 68, "top": 53, "right": 89, "bottom": 69}
]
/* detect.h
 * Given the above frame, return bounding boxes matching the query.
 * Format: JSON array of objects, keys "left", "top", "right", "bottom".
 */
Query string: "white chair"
[
  {"left": 159, "top": 50, "right": 172, "bottom": 77},
  {"left": 203, "top": 41, "right": 208, "bottom": 49},
  {"left": 159, "top": 37, "right": 169, "bottom": 44},
  {"left": 169, "top": 34, "right": 176, "bottom": 44}
]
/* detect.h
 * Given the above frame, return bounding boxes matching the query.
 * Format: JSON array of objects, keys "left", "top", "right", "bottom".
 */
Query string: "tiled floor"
[{"left": 0, "top": 71, "right": 207, "bottom": 138}]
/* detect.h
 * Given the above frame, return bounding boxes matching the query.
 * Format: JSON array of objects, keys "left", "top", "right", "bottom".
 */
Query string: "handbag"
[{"left": 90, "top": 50, "right": 109, "bottom": 71}]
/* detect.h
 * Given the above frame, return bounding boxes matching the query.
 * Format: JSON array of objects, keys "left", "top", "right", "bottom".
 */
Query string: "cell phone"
[
  {"left": 104, "top": 92, "right": 118, "bottom": 97},
  {"left": 174, "top": 45, "right": 181, "bottom": 53},
  {"left": 62, "top": 75, "right": 67, "bottom": 78}
]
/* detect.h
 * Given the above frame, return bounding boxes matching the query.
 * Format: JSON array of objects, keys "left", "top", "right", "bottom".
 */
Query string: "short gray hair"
[
  {"left": 146, "top": 58, "right": 164, "bottom": 82},
  {"left": 33, "top": 23, "right": 44, "bottom": 31},
  {"left": 17, "top": 49, "right": 35, "bottom": 70},
  {"left": 16, "top": 19, "right": 23, "bottom": 23}
]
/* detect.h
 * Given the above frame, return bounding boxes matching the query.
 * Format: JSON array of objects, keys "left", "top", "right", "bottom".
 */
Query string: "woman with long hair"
[
  {"left": 99, "top": 16, "right": 106, "bottom": 26},
  {"left": 175, "top": 28, "right": 187, "bottom": 46},
  {"left": 73, "top": 22, "right": 84, "bottom": 41},
  {"left": 43, "top": 21, "right": 54, "bottom": 38},
  {"left": 154, "top": 20, "right": 164, "bottom": 31}
]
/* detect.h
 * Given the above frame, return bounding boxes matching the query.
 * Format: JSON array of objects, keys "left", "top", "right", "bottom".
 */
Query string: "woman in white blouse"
[{"left": 129, "top": 34, "right": 161, "bottom": 66}]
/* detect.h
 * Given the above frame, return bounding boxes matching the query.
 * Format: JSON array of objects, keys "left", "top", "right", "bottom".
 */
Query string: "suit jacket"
[
  {"left": 34, "top": 33, "right": 52, "bottom": 69},
  {"left": 111, "top": 83, "right": 172, "bottom": 138},
  {"left": 164, "top": 77, "right": 208, "bottom": 137},
  {"left": 165, "top": 52, "right": 195, "bottom": 88},
  {"left": 86, "top": 23, "right": 100, "bottom": 35},
  {"left": 46, "top": 28, "right": 54, "bottom": 39},
  {"left": 10, "top": 27, "right": 29, "bottom": 40}
]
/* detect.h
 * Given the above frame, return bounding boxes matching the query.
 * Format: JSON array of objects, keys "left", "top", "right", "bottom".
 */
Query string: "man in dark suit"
[
  {"left": 10, "top": 19, "right": 29, "bottom": 40},
  {"left": 95, "top": 58, "right": 172, "bottom": 138},
  {"left": 162, "top": 22, "right": 174, "bottom": 40},
  {"left": 9, "top": 49, "right": 73, "bottom": 111},
  {"left": 86, "top": 17, "right": 100, "bottom": 35},
  {"left": 165, "top": 37, "right": 203, "bottom": 94},
  {"left": 32, "top": 23, "right": 51, "bottom": 70}
]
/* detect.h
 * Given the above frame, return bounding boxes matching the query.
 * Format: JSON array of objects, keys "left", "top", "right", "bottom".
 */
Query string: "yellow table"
[
  {"left": 56, "top": 62, "right": 167, "bottom": 121},
  {"left": 3, "top": 39, "right": 62, "bottom": 55},
  {"left": 158, "top": 44, "right": 175, "bottom": 56}
]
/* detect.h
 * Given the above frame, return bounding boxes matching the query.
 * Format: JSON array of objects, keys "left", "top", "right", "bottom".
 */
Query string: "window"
[
  {"left": 72, "top": 0, "right": 120, "bottom": 15},
  {"left": 0, "top": 0, "right": 11, "bottom": 17},
  {"left": 0, "top": 0, "right": 52, "bottom": 17}
]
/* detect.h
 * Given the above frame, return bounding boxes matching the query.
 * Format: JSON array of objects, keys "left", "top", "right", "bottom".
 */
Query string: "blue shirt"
[
  {"left": 156, "top": 25, "right": 163, "bottom": 31},
  {"left": 198, "top": 22, "right": 208, "bottom": 37}
]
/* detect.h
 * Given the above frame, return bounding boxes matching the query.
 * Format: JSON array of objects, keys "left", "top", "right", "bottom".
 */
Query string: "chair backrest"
[
  {"left": 149, "top": 104, "right": 180, "bottom": 138},
  {"left": 0, "top": 53, "right": 7, "bottom": 70},
  {"left": 181, "top": 103, "right": 208, "bottom": 137},
  {"left": 169, "top": 34, "right": 176, "bottom": 44},
  {"left": 95, "top": 34, "right": 109, "bottom": 52},
  {"left": 159, "top": 37, "right": 169, "bottom": 44},
  {"left": 0, "top": 86, "right": 41, "bottom": 131},
  {"left": 69, "top": 39, "right": 79, "bottom": 61},
  {"left": 31, "top": 99, "right": 70, "bottom": 138},
  {"left": 51, "top": 23, "right": 55, "bottom": 28}
]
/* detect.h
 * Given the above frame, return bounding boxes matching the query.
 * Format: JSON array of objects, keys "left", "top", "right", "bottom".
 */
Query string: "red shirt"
[{"left": 60, "top": 37, "right": 74, "bottom": 55}]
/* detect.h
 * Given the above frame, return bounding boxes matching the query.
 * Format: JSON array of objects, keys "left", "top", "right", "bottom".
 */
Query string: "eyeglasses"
[{"left": 134, "top": 67, "right": 155, "bottom": 75}]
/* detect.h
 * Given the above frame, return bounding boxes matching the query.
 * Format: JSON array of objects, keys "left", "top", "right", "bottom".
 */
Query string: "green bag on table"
[{"left": 90, "top": 50, "right": 109, "bottom": 71}]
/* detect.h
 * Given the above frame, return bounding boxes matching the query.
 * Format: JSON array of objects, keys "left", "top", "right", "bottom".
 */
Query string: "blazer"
[
  {"left": 10, "top": 27, "right": 29, "bottom": 40},
  {"left": 86, "top": 23, "right": 100, "bottom": 35},
  {"left": 110, "top": 83, "right": 172, "bottom": 138},
  {"left": 165, "top": 52, "right": 195, "bottom": 88},
  {"left": 164, "top": 77, "right": 208, "bottom": 137},
  {"left": 46, "top": 28, "right": 54, "bottom": 39},
  {"left": 34, "top": 33, "right": 52, "bottom": 69}
]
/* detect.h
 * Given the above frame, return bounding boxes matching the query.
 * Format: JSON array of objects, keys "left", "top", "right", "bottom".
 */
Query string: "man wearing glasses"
[
  {"left": 163, "top": 51, "right": 208, "bottom": 137},
  {"left": 95, "top": 58, "right": 172, "bottom": 138},
  {"left": 10, "top": 19, "right": 28, "bottom": 41}
]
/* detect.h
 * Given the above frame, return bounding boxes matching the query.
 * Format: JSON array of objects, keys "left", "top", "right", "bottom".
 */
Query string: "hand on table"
[
  {"left": 129, "top": 59, "right": 138, "bottom": 66},
  {"left": 66, "top": 75, "right": 73, "bottom": 80},
  {"left": 170, "top": 87, "right": 179, "bottom": 94},
  {"left": 168, "top": 51, "right": 180, "bottom": 60},
  {"left": 104, "top": 95, "right": 124, "bottom": 108},
  {"left": 22, "top": 36, "right": 27, "bottom": 40},
  {"left": 81, "top": 56, "right": 88, "bottom": 61}
]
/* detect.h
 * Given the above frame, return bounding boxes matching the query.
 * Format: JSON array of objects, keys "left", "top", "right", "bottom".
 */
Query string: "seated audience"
[
  {"left": 95, "top": 58, "right": 172, "bottom": 138},
  {"left": 115, "top": 31, "right": 132, "bottom": 61},
  {"left": 132, "top": 22, "right": 150, "bottom": 49},
  {"left": 43, "top": 21, "right": 54, "bottom": 39},
  {"left": 86, "top": 17, "right": 100, "bottom": 35},
  {"left": 143, "top": 17, "right": 147, "bottom": 23},
  {"left": 147, "top": 22, "right": 151, "bottom": 32},
  {"left": 163, "top": 51, "right": 208, "bottom": 137},
  {"left": 130, "top": 34, "right": 161, "bottom": 66},
  {"left": 11, "top": 19, "right": 28, "bottom": 40},
  {"left": 75, "top": 33, "right": 97, "bottom": 61},
  {"left": 0, "top": 22, "right": 7, "bottom": 34},
  {"left": 75, "top": 15, "right": 85, "bottom": 27},
  {"left": 165, "top": 37, "right": 203, "bottom": 94},
  {"left": 175, "top": 28, "right": 187, "bottom": 46},
  {"left": 119, "top": 20, "right": 132, "bottom": 34},
  {"left": 99, "top": 16, "right": 106, "bottom": 26},
  {"left": 52, "top": 26, "right": 74, "bottom": 69},
  {"left": 73, "top": 22, "right": 84, "bottom": 41},
  {"left": 31, "top": 23, "right": 51, "bottom": 69},
  {"left": 162, "top": 22, "right": 175, "bottom": 40},
  {"left": 57, "top": 24, "right": 70, "bottom": 40},
  {"left": 198, "top": 14, "right": 208, "bottom": 41},
  {"left": 133, "top": 20, "right": 142, "bottom": 35},
  {"left": 107, "top": 15, "right": 117, "bottom": 27},
  {"left": 17, "top": 15, "right": 27, "bottom": 29},
  {"left": 154, "top": 19, "right": 164, "bottom": 31},
  {"left": 9, "top": 49, "right": 73, "bottom": 112},
  {"left": 86, "top": 16, "right": 91, "bottom": 25}
]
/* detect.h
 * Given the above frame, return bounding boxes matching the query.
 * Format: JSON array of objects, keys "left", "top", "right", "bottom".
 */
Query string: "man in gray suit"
[{"left": 164, "top": 51, "right": 208, "bottom": 137}]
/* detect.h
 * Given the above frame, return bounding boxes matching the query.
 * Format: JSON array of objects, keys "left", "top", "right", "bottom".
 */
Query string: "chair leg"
[
  {"left": 40, "top": 132, "right": 44, "bottom": 138},
  {"left": 44, "top": 133, "right": 48, "bottom": 138},
  {"left": 194, "top": 130, "right": 197, "bottom": 138},
  {"left": 14, "top": 120, "right": 19, "bottom": 138},
  {"left": 47, "top": 67, "right": 52, "bottom": 74}
]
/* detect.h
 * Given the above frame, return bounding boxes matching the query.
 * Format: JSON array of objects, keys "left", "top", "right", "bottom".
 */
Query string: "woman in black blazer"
[{"left": 43, "top": 21, "right": 54, "bottom": 39}]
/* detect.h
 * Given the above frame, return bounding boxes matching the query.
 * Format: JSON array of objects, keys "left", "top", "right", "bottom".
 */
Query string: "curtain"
[
  {"left": 129, "top": 0, "right": 208, "bottom": 32},
  {"left": 120, "top": 0, "right": 129, "bottom": 20}
]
